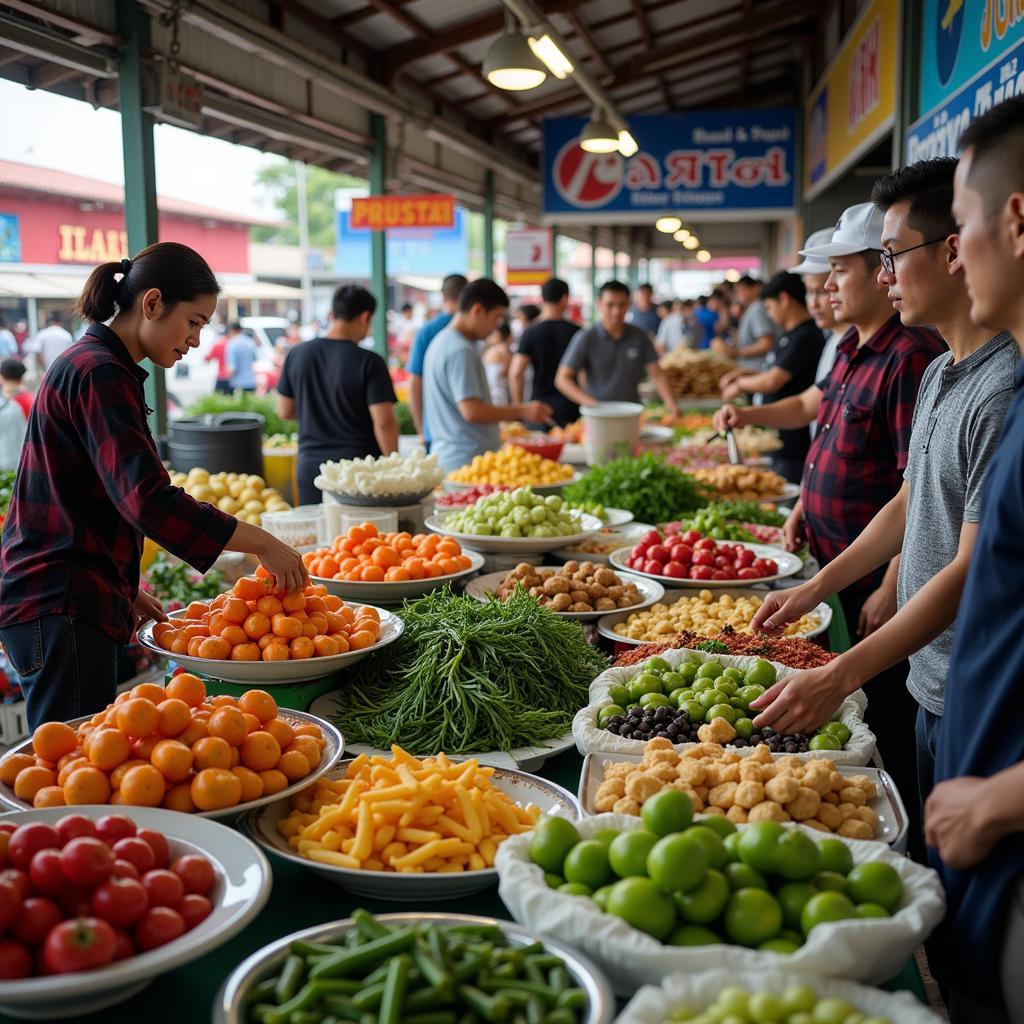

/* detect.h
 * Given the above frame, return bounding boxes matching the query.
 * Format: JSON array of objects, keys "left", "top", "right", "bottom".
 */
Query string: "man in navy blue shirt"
[{"left": 925, "top": 95, "right": 1024, "bottom": 1024}]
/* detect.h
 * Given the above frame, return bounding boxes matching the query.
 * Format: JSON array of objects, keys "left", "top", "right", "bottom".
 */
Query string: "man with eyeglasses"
[
  {"left": 715, "top": 201, "right": 944, "bottom": 836},
  {"left": 743, "top": 160, "right": 1016, "bottom": 862}
]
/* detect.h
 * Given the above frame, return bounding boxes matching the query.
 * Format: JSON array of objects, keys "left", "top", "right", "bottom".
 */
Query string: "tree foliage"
[{"left": 253, "top": 161, "right": 364, "bottom": 247}]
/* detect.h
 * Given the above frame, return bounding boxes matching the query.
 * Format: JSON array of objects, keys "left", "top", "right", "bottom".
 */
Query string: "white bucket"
[{"left": 581, "top": 402, "right": 644, "bottom": 465}]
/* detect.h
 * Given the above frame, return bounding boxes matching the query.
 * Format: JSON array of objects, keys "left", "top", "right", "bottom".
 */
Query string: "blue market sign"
[{"left": 542, "top": 110, "right": 797, "bottom": 222}]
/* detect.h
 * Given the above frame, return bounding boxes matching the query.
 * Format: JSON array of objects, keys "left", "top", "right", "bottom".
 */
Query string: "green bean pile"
[
  {"left": 332, "top": 588, "right": 608, "bottom": 754},
  {"left": 246, "top": 909, "right": 590, "bottom": 1024}
]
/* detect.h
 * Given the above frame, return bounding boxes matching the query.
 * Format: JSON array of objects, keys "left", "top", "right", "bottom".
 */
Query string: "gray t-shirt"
[
  {"left": 899, "top": 332, "right": 1018, "bottom": 714},
  {"left": 560, "top": 323, "right": 658, "bottom": 403},
  {"left": 422, "top": 326, "right": 500, "bottom": 473},
  {"left": 737, "top": 299, "right": 779, "bottom": 370}
]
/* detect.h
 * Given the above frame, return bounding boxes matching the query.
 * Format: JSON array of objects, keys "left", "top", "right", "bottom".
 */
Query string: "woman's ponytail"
[{"left": 74, "top": 242, "right": 219, "bottom": 323}]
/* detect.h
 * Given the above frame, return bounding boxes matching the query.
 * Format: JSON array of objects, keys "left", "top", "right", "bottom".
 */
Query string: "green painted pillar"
[
  {"left": 369, "top": 113, "right": 388, "bottom": 360},
  {"left": 550, "top": 229, "right": 559, "bottom": 279},
  {"left": 483, "top": 170, "right": 495, "bottom": 279},
  {"left": 627, "top": 228, "right": 639, "bottom": 290},
  {"left": 116, "top": 0, "right": 164, "bottom": 436},
  {"left": 589, "top": 226, "right": 598, "bottom": 320}
]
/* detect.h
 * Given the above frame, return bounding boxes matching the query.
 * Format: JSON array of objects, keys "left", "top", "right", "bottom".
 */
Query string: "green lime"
[
  {"left": 696, "top": 661, "right": 724, "bottom": 680},
  {"left": 811, "top": 997, "right": 857, "bottom": 1024},
  {"left": 855, "top": 902, "right": 890, "bottom": 919},
  {"left": 629, "top": 673, "right": 663, "bottom": 701},
  {"left": 737, "top": 820, "right": 785, "bottom": 874},
  {"left": 734, "top": 717, "right": 754, "bottom": 739},
  {"left": 647, "top": 833, "right": 708, "bottom": 893},
  {"left": 723, "top": 831, "right": 742, "bottom": 860},
  {"left": 781, "top": 984, "right": 817, "bottom": 1014},
  {"left": 591, "top": 829, "right": 620, "bottom": 849},
  {"left": 685, "top": 825, "right": 729, "bottom": 869},
  {"left": 683, "top": 700, "right": 706, "bottom": 722},
  {"left": 706, "top": 703, "right": 739, "bottom": 724},
  {"left": 608, "top": 829, "right": 660, "bottom": 878},
  {"left": 698, "top": 689, "right": 728, "bottom": 710},
  {"left": 642, "top": 788, "right": 694, "bottom": 836},
  {"left": 698, "top": 814, "right": 737, "bottom": 840},
  {"left": 558, "top": 881, "right": 592, "bottom": 896},
  {"left": 717, "top": 987, "right": 750, "bottom": 1015},
  {"left": 725, "top": 862, "right": 769, "bottom": 891},
  {"left": 736, "top": 684, "right": 765, "bottom": 705},
  {"left": 563, "top": 839, "right": 613, "bottom": 890},
  {"left": 680, "top": 662, "right": 699, "bottom": 681},
  {"left": 598, "top": 704, "right": 625, "bottom": 726},
  {"left": 722, "top": 666, "right": 744, "bottom": 681},
  {"left": 724, "top": 888, "right": 783, "bottom": 946},
  {"left": 645, "top": 657, "right": 672, "bottom": 674},
  {"left": 668, "top": 688, "right": 690, "bottom": 706},
  {"left": 716, "top": 678, "right": 738, "bottom": 697},
  {"left": 748, "top": 992, "right": 786, "bottom": 1022},
  {"left": 529, "top": 817, "right": 581, "bottom": 874},
  {"left": 776, "top": 881, "right": 818, "bottom": 929},
  {"left": 800, "top": 891, "right": 856, "bottom": 936},
  {"left": 606, "top": 876, "right": 676, "bottom": 939},
  {"left": 821, "top": 720, "right": 851, "bottom": 745},
  {"left": 809, "top": 733, "right": 841, "bottom": 751},
  {"left": 674, "top": 867, "right": 730, "bottom": 923},
  {"left": 661, "top": 671, "right": 686, "bottom": 692},
  {"left": 544, "top": 873, "right": 564, "bottom": 889},
  {"left": 758, "top": 937, "right": 800, "bottom": 954},
  {"left": 592, "top": 884, "right": 614, "bottom": 910},
  {"left": 640, "top": 692, "right": 673, "bottom": 710},
  {"left": 692, "top": 677, "right": 715, "bottom": 692},
  {"left": 667, "top": 924, "right": 722, "bottom": 947},
  {"left": 607, "top": 684, "right": 631, "bottom": 707},
  {"left": 814, "top": 870, "right": 849, "bottom": 892},
  {"left": 845, "top": 862, "right": 902, "bottom": 910},
  {"left": 817, "top": 838, "right": 854, "bottom": 876},
  {"left": 743, "top": 659, "right": 776, "bottom": 688},
  {"left": 775, "top": 830, "right": 823, "bottom": 881}
]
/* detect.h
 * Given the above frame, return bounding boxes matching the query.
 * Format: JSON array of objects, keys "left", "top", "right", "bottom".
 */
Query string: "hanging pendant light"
[
  {"left": 483, "top": 13, "right": 548, "bottom": 91},
  {"left": 580, "top": 108, "right": 619, "bottom": 153}
]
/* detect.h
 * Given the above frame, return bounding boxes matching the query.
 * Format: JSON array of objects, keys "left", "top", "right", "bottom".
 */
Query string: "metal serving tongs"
[{"left": 707, "top": 426, "right": 744, "bottom": 465}]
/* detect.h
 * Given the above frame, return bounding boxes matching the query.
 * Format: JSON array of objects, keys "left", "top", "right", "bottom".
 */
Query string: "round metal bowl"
[{"left": 214, "top": 913, "right": 615, "bottom": 1024}]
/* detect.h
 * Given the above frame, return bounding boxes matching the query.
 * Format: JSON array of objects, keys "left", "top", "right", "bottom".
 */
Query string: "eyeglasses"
[{"left": 879, "top": 237, "right": 947, "bottom": 275}]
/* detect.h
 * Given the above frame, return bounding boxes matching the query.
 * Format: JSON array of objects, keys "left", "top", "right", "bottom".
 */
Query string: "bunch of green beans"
[{"left": 246, "top": 910, "right": 589, "bottom": 1024}]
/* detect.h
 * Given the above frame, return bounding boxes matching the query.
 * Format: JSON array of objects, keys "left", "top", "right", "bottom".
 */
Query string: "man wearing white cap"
[{"left": 716, "top": 201, "right": 945, "bottom": 818}]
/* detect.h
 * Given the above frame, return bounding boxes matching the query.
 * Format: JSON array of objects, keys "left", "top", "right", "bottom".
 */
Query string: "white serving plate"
[
  {"left": 319, "top": 486, "right": 436, "bottom": 507},
  {"left": 578, "top": 752, "right": 908, "bottom": 851},
  {"left": 0, "top": 708, "right": 344, "bottom": 821},
  {"left": 244, "top": 761, "right": 579, "bottom": 901},
  {"left": 550, "top": 523, "right": 655, "bottom": 566},
  {"left": 597, "top": 587, "right": 832, "bottom": 643},
  {"left": 137, "top": 605, "right": 404, "bottom": 684},
  {"left": 0, "top": 806, "right": 271, "bottom": 1020},
  {"left": 215, "top": 913, "right": 615, "bottom": 1024},
  {"left": 609, "top": 542, "right": 803, "bottom": 588},
  {"left": 465, "top": 568, "right": 664, "bottom": 622},
  {"left": 638, "top": 425, "right": 675, "bottom": 443},
  {"left": 310, "top": 550, "right": 485, "bottom": 602},
  {"left": 443, "top": 472, "right": 582, "bottom": 495},
  {"left": 307, "top": 690, "right": 577, "bottom": 771},
  {"left": 598, "top": 506, "right": 634, "bottom": 526},
  {"left": 425, "top": 511, "right": 604, "bottom": 555}
]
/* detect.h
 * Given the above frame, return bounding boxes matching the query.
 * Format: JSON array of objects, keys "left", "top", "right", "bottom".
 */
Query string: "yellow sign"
[
  {"left": 57, "top": 224, "right": 128, "bottom": 263},
  {"left": 805, "top": 0, "right": 901, "bottom": 198}
]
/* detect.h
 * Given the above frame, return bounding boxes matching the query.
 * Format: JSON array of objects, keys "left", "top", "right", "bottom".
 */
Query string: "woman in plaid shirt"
[{"left": 0, "top": 243, "right": 307, "bottom": 729}]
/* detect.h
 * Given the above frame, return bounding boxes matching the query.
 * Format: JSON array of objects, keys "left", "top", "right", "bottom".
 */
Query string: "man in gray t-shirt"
[
  {"left": 422, "top": 279, "right": 552, "bottom": 473},
  {"left": 555, "top": 280, "right": 678, "bottom": 410}
]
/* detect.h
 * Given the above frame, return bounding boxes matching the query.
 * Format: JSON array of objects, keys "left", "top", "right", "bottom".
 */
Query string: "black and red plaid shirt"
[
  {"left": 0, "top": 323, "right": 237, "bottom": 643},
  {"left": 802, "top": 315, "right": 946, "bottom": 594}
]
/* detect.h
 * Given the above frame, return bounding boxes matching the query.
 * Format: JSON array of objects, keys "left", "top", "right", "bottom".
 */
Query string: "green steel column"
[
  {"left": 626, "top": 228, "right": 638, "bottom": 290},
  {"left": 483, "top": 169, "right": 495, "bottom": 279},
  {"left": 894, "top": 0, "right": 921, "bottom": 167},
  {"left": 550, "top": 229, "right": 558, "bottom": 279},
  {"left": 116, "top": 0, "right": 164, "bottom": 436},
  {"left": 589, "top": 226, "right": 598, "bottom": 319},
  {"left": 369, "top": 113, "right": 388, "bottom": 359}
]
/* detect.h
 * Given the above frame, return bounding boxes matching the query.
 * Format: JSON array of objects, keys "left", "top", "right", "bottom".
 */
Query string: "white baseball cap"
[
  {"left": 800, "top": 201, "right": 885, "bottom": 258},
  {"left": 789, "top": 229, "right": 833, "bottom": 275}
]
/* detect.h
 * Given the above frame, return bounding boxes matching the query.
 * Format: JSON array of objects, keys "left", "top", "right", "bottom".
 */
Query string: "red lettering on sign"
[
  {"left": 626, "top": 153, "right": 662, "bottom": 189},
  {"left": 847, "top": 17, "right": 880, "bottom": 132},
  {"left": 705, "top": 150, "right": 734, "bottom": 187},
  {"left": 664, "top": 151, "right": 702, "bottom": 188}
]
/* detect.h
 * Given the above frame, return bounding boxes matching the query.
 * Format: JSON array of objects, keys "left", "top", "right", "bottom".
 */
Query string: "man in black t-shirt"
[
  {"left": 720, "top": 272, "right": 825, "bottom": 483},
  {"left": 278, "top": 285, "right": 398, "bottom": 505},
  {"left": 509, "top": 277, "right": 580, "bottom": 427}
]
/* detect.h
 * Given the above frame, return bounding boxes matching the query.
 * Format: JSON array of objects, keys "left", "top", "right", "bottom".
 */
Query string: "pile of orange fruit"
[
  {"left": 303, "top": 523, "right": 473, "bottom": 583},
  {"left": 0, "top": 677, "right": 327, "bottom": 812},
  {"left": 150, "top": 570, "right": 382, "bottom": 661}
]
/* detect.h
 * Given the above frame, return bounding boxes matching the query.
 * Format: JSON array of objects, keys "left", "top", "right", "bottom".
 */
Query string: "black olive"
[
  {"left": 666, "top": 723, "right": 680, "bottom": 738},
  {"left": 654, "top": 707, "right": 670, "bottom": 722},
  {"left": 762, "top": 727, "right": 775, "bottom": 737},
  {"left": 732, "top": 738, "right": 748, "bottom": 747},
  {"left": 609, "top": 716, "right": 624, "bottom": 727},
  {"left": 606, "top": 724, "right": 620, "bottom": 734},
  {"left": 629, "top": 707, "right": 643, "bottom": 719},
  {"left": 654, "top": 730, "right": 670, "bottom": 739},
  {"left": 784, "top": 742, "right": 797, "bottom": 753}
]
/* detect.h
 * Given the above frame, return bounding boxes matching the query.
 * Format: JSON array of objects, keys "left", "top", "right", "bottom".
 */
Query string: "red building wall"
[{"left": 0, "top": 191, "right": 250, "bottom": 273}]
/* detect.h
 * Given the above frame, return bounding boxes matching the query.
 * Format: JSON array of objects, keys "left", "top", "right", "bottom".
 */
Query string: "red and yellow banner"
[{"left": 350, "top": 194, "right": 455, "bottom": 230}]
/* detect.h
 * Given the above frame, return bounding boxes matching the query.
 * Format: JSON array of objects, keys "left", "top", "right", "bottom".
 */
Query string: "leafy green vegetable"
[
  {"left": 0, "top": 469, "right": 16, "bottom": 519},
  {"left": 142, "top": 554, "right": 224, "bottom": 609},
  {"left": 562, "top": 453, "right": 708, "bottom": 526},
  {"left": 184, "top": 392, "right": 296, "bottom": 438},
  {"left": 331, "top": 587, "right": 608, "bottom": 754},
  {"left": 679, "top": 507, "right": 755, "bottom": 542},
  {"left": 695, "top": 639, "right": 730, "bottom": 654},
  {"left": 699, "top": 500, "right": 786, "bottom": 528},
  {"left": 393, "top": 401, "right": 417, "bottom": 436}
]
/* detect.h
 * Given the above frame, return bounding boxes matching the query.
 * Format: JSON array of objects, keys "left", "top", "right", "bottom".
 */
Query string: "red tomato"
[
  {"left": 647, "top": 544, "right": 670, "bottom": 563},
  {"left": 54, "top": 815, "right": 96, "bottom": 848},
  {"left": 141, "top": 869, "right": 184, "bottom": 909},
  {"left": 643, "top": 559, "right": 662, "bottom": 576},
  {"left": 7, "top": 824, "right": 59, "bottom": 870},
  {"left": 135, "top": 830, "right": 170, "bottom": 870},
  {"left": 56, "top": 884, "right": 93, "bottom": 919},
  {"left": 662, "top": 561, "right": 688, "bottom": 579},
  {"left": 663, "top": 521, "right": 681, "bottom": 536},
  {"left": 12, "top": 897, "right": 61, "bottom": 947},
  {"left": 690, "top": 565, "right": 714, "bottom": 580},
  {"left": 692, "top": 551, "right": 715, "bottom": 567},
  {"left": 762, "top": 559, "right": 778, "bottom": 575},
  {"left": 737, "top": 567, "right": 762, "bottom": 580},
  {"left": 0, "top": 879, "right": 21, "bottom": 932},
  {"left": 179, "top": 894, "right": 212, "bottom": 931},
  {"left": 111, "top": 858, "right": 140, "bottom": 880},
  {"left": 693, "top": 537, "right": 717, "bottom": 551},
  {"left": 95, "top": 815, "right": 136, "bottom": 846},
  {"left": 0, "top": 868, "right": 30, "bottom": 903},
  {"left": 0, "top": 940, "right": 31, "bottom": 979},
  {"left": 110, "top": 928, "right": 135, "bottom": 962},
  {"left": 640, "top": 530, "right": 661, "bottom": 548},
  {"left": 91, "top": 877, "right": 149, "bottom": 929},
  {"left": 713, "top": 555, "right": 730, "bottom": 569},
  {"left": 134, "top": 906, "right": 185, "bottom": 951},
  {"left": 111, "top": 838, "right": 155, "bottom": 875},
  {"left": 42, "top": 917, "right": 116, "bottom": 975},
  {"left": 710, "top": 570, "right": 730, "bottom": 580},
  {"left": 681, "top": 530, "right": 702, "bottom": 545},
  {"left": 0, "top": 823, "right": 16, "bottom": 836},
  {"left": 735, "top": 547, "right": 756, "bottom": 568},
  {"left": 28, "top": 849, "right": 67, "bottom": 897},
  {"left": 170, "top": 855, "right": 215, "bottom": 896},
  {"left": 60, "top": 837, "right": 113, "bottom": 888},
  {"left": 669, "top": 544, "right": 694, "bottom": 564}
]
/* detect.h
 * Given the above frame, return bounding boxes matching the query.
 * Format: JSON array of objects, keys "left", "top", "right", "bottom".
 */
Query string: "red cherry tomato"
[
  {"left": 178, "top": 894, "right": 212, "bottom": 931},
  {"left": 111, "top": 838, "right": 155, "bottom": 875},
  {"left": 735, "top": 547, "right": 756, "bottom": 568},
  {"left": 0, "top": 879, "right": 21, "bottom": 932},
  {"left": 12, "top": 897, "right": 61, "bottom": 947},
  {"left": 0, "top": 823, "right": 16, "bottom": 837},
  {"left": 0, "top": 940, "right": 31, "bottom": 979},
  {"left": 737, "top": 567, "right": 762, "bottom": 580},
  {"left": 94, "top": 815, "right": 136, "bottom": 846},
  {"left": 54, "top": 814, "right": 96, "bottom": 848},
  {"left": 56, "top": 884, "right": 94, "bottom": 919},
  {"left": 42, "top": 917, "right": 116, "bottom": 975},
  {"left": 135, "top": 829, "right": 170, "bottom": 870},
  {"left": 663, "top": 522, "right": 680, "bottom": 536},
  {"left": 643, "top": 559, "right": 662, "bottom": 576},
  {"left": 710, "top": 570, "right": 730, "bottom": 580},
  {"left": 110, "top": 928, "right": 135, "bottom": 962},
  {"left": 170, "top": 855, "right": 215, "bottom": 896},
  {"left": 669, "top": 544, "right": 694, "bottom": 564},
  {"left": 0, "top": 868, "right": 30, "bottom": 903},
  {"left": 91, "top": 877, "right": 149, "bottom": 929},
  {"left": 713, "top": 555, "right": 729, "bottom": 569},
  {"left": 692, "top": 551, "right": 715, "bottom": 567},
  {"left": 762, "top": 559, "right": 778, "bottom": 575},
  {"left": 111, "top": 858, "right": 140, "bottom": 880},
  {"left": 681, "top": 530, "right": 702, "bottom": 545},
  {"left": 690, "top": 565, "right": 714, "bottom": 580},
  {"left": 134, "top": 906, "right": 186, "bottom": 952},
  {"left": 7, "top": 823, "right": 59, "bottom": 870},
  {"left": 28, "top": 849, "right": 67, "bottom": 897},
  {"left": 141, "top": 869, "right": 184, "bottom": 909},
  {"left": 647, "top": 544, "right": 670, "bottom": 563},
  {"left": 662, "top": 561, "right": 688, "bottom": 579},
  {"left": 60, "top": 837, "right": 114, "bottom": 888},
  {"left": 693, "top": 537, "right": 717, "bottom": 551}
]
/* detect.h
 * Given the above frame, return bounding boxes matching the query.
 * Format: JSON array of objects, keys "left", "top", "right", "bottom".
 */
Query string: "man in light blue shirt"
[
  {"left": 226, "top": 330, "right": 259, "bottom": 392},
  {"left": 407, "top": 273, "right": 467, "bottom": 444},
  {"left": 423, "top": 279, "right": 552, "bottom": 473}
]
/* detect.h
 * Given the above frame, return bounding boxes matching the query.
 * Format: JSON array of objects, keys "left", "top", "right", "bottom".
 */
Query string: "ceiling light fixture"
[
  {"left": 696, "top": 250, "right": 712, "bottom": 262},
  {"left": 580, "top": 108, "right": 620, "bottom": 153},
  {"left": 617, "top": 129, "right": 638, "bottom": 157},
  {"left": 483, "top": 13, "right": 548, "bottom": 90},
  {"left": 655, "top": 216, "right": 682, "bottom": 233},
  {"left": 528, "top": 34, "right": 573, "bottom": 78},
  {"left": 673, "top": 229, "right": 690, "bottom": 242},
  {"left": 725, "top": 269, "right": 740, "bottom": 282},
  {"left": 683, "top": 235, "right": 700, "bottom": 250}
]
